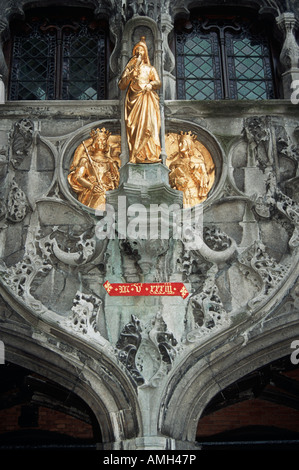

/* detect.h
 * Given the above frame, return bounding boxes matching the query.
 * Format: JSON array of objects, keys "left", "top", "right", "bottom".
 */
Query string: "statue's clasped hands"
[{"left": 142, "top": 83, "right": 153, "bottom": 94}]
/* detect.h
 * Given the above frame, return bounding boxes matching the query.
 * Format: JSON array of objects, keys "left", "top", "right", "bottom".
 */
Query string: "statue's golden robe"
[{"left": 118, "top": 37, "right": 162, "bottom": 163}]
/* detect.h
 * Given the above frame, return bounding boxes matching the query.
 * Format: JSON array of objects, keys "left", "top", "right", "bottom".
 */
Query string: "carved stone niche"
[
  {"left": 120, "top": 16, "right": 160, "bottom": 72},
  {"left": 165, "top": 120, "right": 225, "bottom": 207}
]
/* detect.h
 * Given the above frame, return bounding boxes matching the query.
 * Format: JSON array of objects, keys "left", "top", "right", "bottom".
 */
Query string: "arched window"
[
  {"left": 175, "top": 11, "right": 279, "bottom": 100},
  {"left": 7, "top": 8, "right": 108, "bottom": 101}
]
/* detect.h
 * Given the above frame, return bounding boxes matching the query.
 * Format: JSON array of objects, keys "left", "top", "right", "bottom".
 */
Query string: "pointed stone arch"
[
  {"left": 159, "top": 306, "right": 299, "bottom": 443},
  {"left": 0, "top": 298, "right": 142, "bottom": 446}
]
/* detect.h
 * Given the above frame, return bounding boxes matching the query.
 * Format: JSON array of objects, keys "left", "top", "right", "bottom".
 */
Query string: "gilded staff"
[{"left": 82, "top": 140, "right": 104, "bottom": 193}]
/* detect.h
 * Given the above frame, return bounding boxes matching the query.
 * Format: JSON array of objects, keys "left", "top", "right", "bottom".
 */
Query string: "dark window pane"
[
  {"left": 9, "top": 12, "right": 107, "bottom": 101},
  {"left": 175, "top": 16, "right": 275, "bottom": 101},
  {"left": 62, "top": 25, "right": 106, "bottom": 100},
  {"left": 9, "top": 23, "right": 55, "bottom": 100},
  {"left": 226, "top": 27, "right": 275, "bottom": 100},
  {"left": 176, "top": 21, "right": 222, "bottom": 100},
  {"left": 17, "top": 82, "right": 48, "bottom": 100}
]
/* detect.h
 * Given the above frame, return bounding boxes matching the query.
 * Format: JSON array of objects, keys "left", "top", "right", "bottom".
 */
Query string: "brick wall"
[
  {"left": 1, "top": 370, "right": 298, "bottom": 444},
  {"left": 0, "top": 404, "right": 94, "bottom": 441},
  {"left": 196, "top": 398, "right": 299, "bottom": 439},
  {"left": 197, "top": 369, "right": 299, "bottom": 440}
]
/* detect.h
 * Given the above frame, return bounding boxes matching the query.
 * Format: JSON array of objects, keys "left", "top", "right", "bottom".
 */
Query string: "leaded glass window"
[
  {"left": 8, "top": 10, "right": 108, "bottom": 101},
  {"left": 175, "top": 16, "right": 277, "bottom": 100}
]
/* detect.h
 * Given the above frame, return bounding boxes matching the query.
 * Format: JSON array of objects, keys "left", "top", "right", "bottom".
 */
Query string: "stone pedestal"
[{"left": 107, "top": 162, "right": 183, "bottom": 208}]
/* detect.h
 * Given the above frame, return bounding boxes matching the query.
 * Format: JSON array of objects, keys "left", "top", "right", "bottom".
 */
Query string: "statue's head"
[
  {"left": 178, "top": 131, "right": 197, "bottom": 156},
  {"left": 90, "top": 128, "right": 111, "bottom": 152},
  {"left": 133, "top": 36, "right": 150, "bottom": 65}
]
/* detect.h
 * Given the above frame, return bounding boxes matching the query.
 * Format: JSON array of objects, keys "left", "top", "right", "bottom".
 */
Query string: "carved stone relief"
[
  {"left": 69, "top": 291, "right": 103, "bottom": 335},
  {"left": 67, "top": 128, "right": 121, "bottom": 209},
  {"left": 116, "top": 311, "right": 179, "bottom": 388},
  {"left": 0, "top": 0, "right": 298, "bottom": 450},
  {"left": 0, "top": 113, "right": 298, "bottom": 392},
  {"left": 6, "top": 180, "right": 29, "bottom": 222},
  {"left": 231, "top": 116, "right": 299, "bottom": 198},
  {"left": 165, "top": 132, "right": 215, "bottom": 207}
]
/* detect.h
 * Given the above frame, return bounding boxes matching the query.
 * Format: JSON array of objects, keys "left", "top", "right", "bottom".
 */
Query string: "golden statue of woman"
[
  {"left": 118, "top": 36, "right": 162, "bottom": 164},
  {"left": 68, "top": 128, "right": 121, "bottom": 209}
]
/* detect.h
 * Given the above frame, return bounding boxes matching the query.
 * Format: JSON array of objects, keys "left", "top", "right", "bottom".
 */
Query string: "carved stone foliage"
[
  {"left": 116, "top": 311, "right": 178, "bottom": 388},
  {"left": 275, "top": 190, "right": 299, "bottom": 249},
  {"left": 0, "top": 146, "right": 8, "bottom": 181},
  {"left": 38, "top": 225, "right": 98, "bottom": 269},
  {"left": 69, "top": 291, "right": 102, "bottom": 335},
  {"left": 253, "top": 175, "right": 299, "bottom": 251},
  {"left": 0, "top": 194, "right": 108, "bottom": 330},
  {"left": 238, "top": 241, "right": 291, "bottom": 308},
  {"left": 124, "top": 0, "right": 163, "bottom": 19},
  {"left": 203, "top": 226, "right": 233, "bottom": 252},
  {"left": 9, "top": 119, "right": 34, "bottom": 169},
  {"left": 116, "top": 314, "right": 144, "bottom": 386},
  {"left": 243, "top": 116, "right": 272, "bottom": 172},
  {"left": 0, "top": 119, "right": 33, "bottom": 227},
  {"left": 6, "top": 180, "right": 29, "bottom": 222},
  {"left": 0, "top": 223, "right": 52, "bottom": 311},
  {"left": 185, "top": 264, "right": 230, "bottom": 343}
]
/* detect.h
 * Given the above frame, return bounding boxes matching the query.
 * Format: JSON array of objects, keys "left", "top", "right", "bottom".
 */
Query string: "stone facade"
[{"left": 0, "top": 0, "right": 299, "bottom": 450}]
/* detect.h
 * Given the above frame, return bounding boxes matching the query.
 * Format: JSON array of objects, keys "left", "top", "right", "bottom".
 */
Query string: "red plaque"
[{"left": 103, "top": 281, "right": 189, "bottom": 299}]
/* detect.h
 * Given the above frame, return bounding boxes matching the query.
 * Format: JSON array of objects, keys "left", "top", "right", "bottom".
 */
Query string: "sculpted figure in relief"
[
  {"left": 68, "top": 128, "right": 121, "bottom": 209},
  {"left": 118, "top": 36, "right": 162, "bottom": 163},
  {"left": 165, "top": 131, "right": 215, "bottom": 207}
]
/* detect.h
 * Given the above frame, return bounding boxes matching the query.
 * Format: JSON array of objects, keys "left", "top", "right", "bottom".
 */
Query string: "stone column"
[
  {"left": 276, "top": 12, "right": 299, "bottom": 99},
  {"left": 119, "top": 34, "right": 131, "bottom": 165},
  {"left": 155, "top": 26, "right": 168, "bottom": 164},
  {"left": 160, "top": 12, "right": 176, "bottom": 101}
]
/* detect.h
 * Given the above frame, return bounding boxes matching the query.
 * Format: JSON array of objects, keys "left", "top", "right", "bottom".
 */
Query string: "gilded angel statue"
[
  {"left": 68, "top": 128, "right": 121, "bottom": 209},
  {"left": 118, "top": 36, "right": 162, "bottom": 164}
]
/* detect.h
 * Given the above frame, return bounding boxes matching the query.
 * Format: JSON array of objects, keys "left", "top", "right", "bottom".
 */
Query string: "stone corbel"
[{"left": 276, "top": 12, "right": 299, "bottom": 99}]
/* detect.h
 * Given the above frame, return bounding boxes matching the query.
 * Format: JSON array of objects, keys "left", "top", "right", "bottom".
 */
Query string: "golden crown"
[
  {"left": 90, "top": 127, "right": 111, "bottom": 138},
  {"left": 180, "top": 130, "right": 197, "bottom": 140}
]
